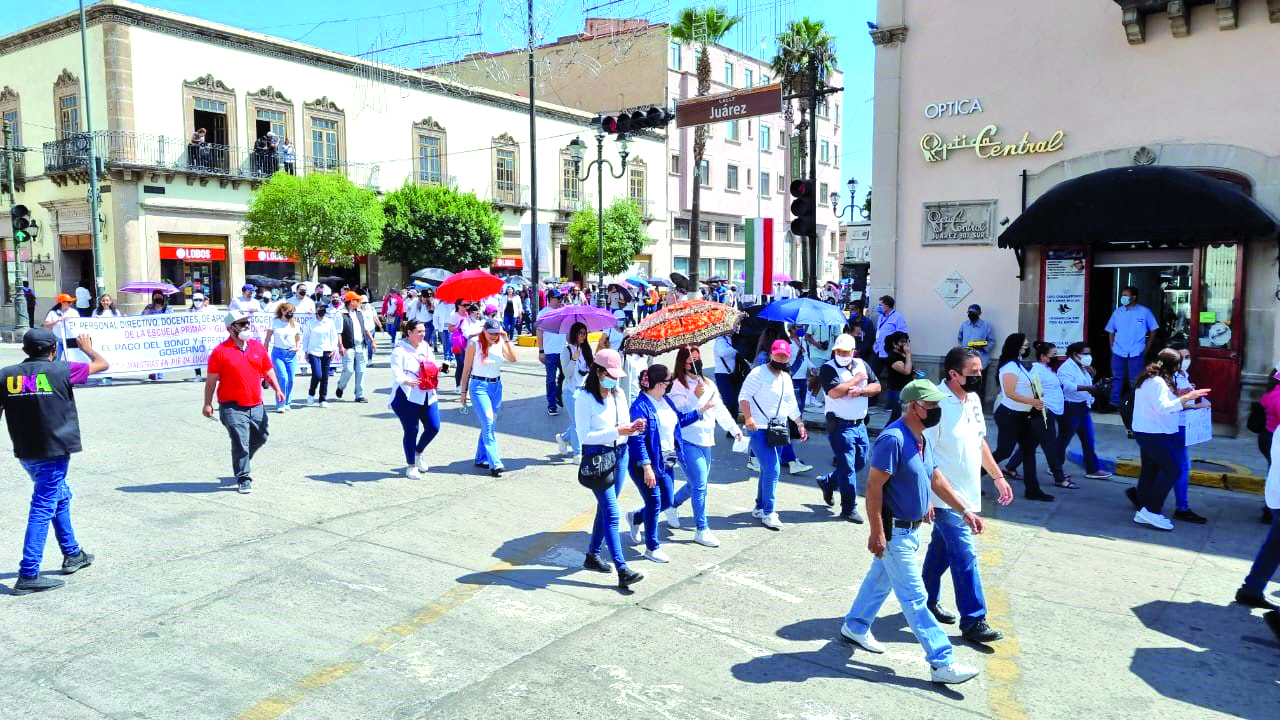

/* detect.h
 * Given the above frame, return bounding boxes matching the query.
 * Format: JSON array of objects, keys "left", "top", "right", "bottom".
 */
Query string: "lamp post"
[
  {"left": 568, "top": 132, "right": 629, "bottom": 305},
  {"left": 832, "top": 177, "right": 868, "bottom": 223}
]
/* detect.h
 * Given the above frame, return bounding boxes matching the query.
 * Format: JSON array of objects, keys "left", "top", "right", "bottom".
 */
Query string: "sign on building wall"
[
  {"left": 1042, "top": 248, "right": 1087, "bottom": 348},
  {"left": 920, "top": 125, "right": 1065, "bottom": 163},
  {"left": 921, "top": 200, "right": 997, "bottom": 246},
  {"left": 935, "top": 271, "right": 973, "bottom": 308},
  {"left": 843, "top": 223, "right": 870, "bottom": 263}
]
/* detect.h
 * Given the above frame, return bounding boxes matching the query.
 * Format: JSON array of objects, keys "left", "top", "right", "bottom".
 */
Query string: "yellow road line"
[
  {"left": 236, "top": 508, "right": 596, "bottom": 720},
  {"left": 978, "top": 520, "right": 1029, "bottom": 720}
]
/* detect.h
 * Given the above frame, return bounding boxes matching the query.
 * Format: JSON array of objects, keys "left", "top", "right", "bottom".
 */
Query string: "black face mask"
[
  {"left": 961, "top": 375, "right": 982, "bottom": 392},
  {"left": 285, "top": 313, "right": 294, "bottom": 320},
  {"left": 692, "top": 359, "right": 704, "bottom": 376},
  {"left": 921, "top": 406, "right": 942, "bottom": 428},
  {"left": 967, "top": 313, "right": 979, "bottom": 323},
  {"left": 769, "top": 360, "right": 790, "bottom": 372}
]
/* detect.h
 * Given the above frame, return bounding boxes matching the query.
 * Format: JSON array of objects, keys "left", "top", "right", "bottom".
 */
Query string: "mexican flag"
[{"left": 743, "top": 217, "right": 773, "bottom": 298}]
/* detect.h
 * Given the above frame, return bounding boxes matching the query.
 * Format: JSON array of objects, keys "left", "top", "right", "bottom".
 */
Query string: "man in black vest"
[
  {"left": 335, "top": 291, "right": 375, "bottom": 402},
  {"left": 1, "top": 328, "right": 109, "bottom": 595}
]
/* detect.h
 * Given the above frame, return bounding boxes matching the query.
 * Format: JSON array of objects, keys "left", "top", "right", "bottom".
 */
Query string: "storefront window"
[
  {"left": 674, "top": 256, "right": 689, "bottom": 274},
  {"left": 1197, "top": 244, "right": 1237, "bottom": 348},
  {"left": 714, "top": 258, "right": 730, "bottom": 278}
]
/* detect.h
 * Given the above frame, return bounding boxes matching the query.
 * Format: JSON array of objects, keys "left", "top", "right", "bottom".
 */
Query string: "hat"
[
  {"left": 482, "top": 318, "right": 503, "bottom": 333},
  {"left": 484, "top": 303, "right": 498, "bottom": 314},
  {"left": 56, "top": 293, "right": 75, "bottom": 304},
  {"left": 191, "top": 293, "right": 206, "bottom": 301},
  {"left": 23, "top": 328, "right": 59, "bottom": 357},
  {"left": 242, "top": 284, "right": 255, "bottom": 292},
  {"left": 967, "top": 304, "right": 982, "bottom": 314},
  {"left": 900, "top": 378, "right": 948, "bottom": 405},
  {"left": 360, "top": 295, "right": 370, "bottom": 304},
  {"left": 832, "top": 333, "right": 856, "bottom": 352},
  {"left": 344, "top": 291, "right": 360, "bottom": 303},
  {"left": 769, "top": 339, "right": 792, "bottom": 358},
  {"left": 594, "top": 349, "right": 625, "bottom": 379},
  {"left": 547, "top": 289, "right": 563, "bottom": 299},
  {"left": 223, "top": 309, "right": 250, "bottom": 327}
]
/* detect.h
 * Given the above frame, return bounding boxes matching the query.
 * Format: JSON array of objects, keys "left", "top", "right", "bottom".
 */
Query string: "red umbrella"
[{"left": 435, "top": 269, "right": 503, "bottom": 303}]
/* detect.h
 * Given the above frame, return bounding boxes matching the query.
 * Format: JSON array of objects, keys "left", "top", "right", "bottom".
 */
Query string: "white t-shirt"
[
  {"left": 74, "top": 287, "right": 91, "bottom": 309},
  {"left": 925, "top": 382, "right": 987, "bottom": 512},
  {"left": 229, "top": 296, "right": 262, "bottom": 313},
  {"left": 1132, "top": 376, "right": 1182, "bottom": 435},
  {"left": 469, "top": 337, "right": 507, "bottom": 378},
  {"left": 269, "top": 318, "right": 302, "bottom": 350},
  {"left": 1032, "top": 362, "right": 1065, "bottom": 416},
  {"left": 655, "top": 398, "right": 678, "bottom": 453},
  {"left": 999, "top": 361, "right": 1034, "bottom": 412},
  {"left": 290, "top": 296, "right": 316, "bottom": 315},
  {"left": 45, "top": 307, "right": 80, "bottom": 341},
  {"left": 539, "top": 306, "right": 567, "bottom": 354}
]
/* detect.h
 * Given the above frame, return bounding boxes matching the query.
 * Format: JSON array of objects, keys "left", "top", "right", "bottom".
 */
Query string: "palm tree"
[{"left": 670, "top": 6, "right": 741, "bottom": 288}]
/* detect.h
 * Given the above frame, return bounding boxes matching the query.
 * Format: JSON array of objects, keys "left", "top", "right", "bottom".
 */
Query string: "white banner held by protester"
[{"left": 1184, "top": 406, "right": 1212, "bottom": 446}]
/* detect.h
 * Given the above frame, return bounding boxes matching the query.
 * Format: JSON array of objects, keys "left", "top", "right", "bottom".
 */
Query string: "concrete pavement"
[{"left": 0, "top": 341, "right": 1277, "bottom": 720}]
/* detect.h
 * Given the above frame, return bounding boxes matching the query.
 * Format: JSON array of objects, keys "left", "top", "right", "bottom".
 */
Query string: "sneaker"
[
  {"left": 788, "top": 460, "right": 814, "bottom": 475},
  {"left": 416, "top": 453, "right": 430, "bottom": 472},
  {"left": 319, "top": 401, "right": 330, "bottom": 409},
  {"left": 747, "top": 456, "right": 760, "bottom": 472},
  {"left": 961, "top": 620, "right": 1003, "bottom": 643},
  {"left": 693, "top": 529, "right": 720, "bottom": 547},
  {"left": 274, "top": 406, "right": 286, "bottom": 414},
  {"left": 842, "top": 507, "right": 865, "bottom": 525},
  {"left": 839, "top": 623, "right": 885, "bottom": 653},
  {"left": 1134, "top": 508, "right": 1173, "bottom": 531},
  {"left": 556, "top": 433, "right": 570, "bottom": 456},
  {"left": 627, "top": 511, "right": 643, "bottom": 544},
  {"left": 1124, "top": 486, "right": 1140, "bottom": 510},
  {"left": 751, "top": 509, "right": 765, "bottom": 519},
  {"left": 931, "top": 662, "right": 980, "bottom": 684},
  {"left": 548, "top": 407, "right": 559, "bottom": 417},
  {"left": 817, "top": 475, "right": 835, "bottom": 507},
  {"left": 583, "top": 553, "right": 612, "bottom": 574},
  {"left": 761, "top": 512, "right": 783, "bottom": 530},
  {"left": 12, "top": 575, "right": 65, "bottom": 596},
  {"left": 237, "top": 478, "right": 253, "bottom": 494},
  {"left": 355, "top": 397, "right": 368, "bottom": 404},
  {"left": 307, "top": 396, "right": 317, "bottom": 405},
  {"left": 1173, "top": 509, "right": 1207, "bottom": 524},
  {"left": 1084, "top": 470, "right": 1113, "bottom": 479},
  {"left": 61, "top": 550, "right": 94, "bottom": 574},
  {"left": 617, "top": 567, "right": 645, "bottom": 588},
  {"left": 335, "top": 388, "right": 344, "bottom": 399},
  {"left": 405, "top": 466, "right": 421, "bottom": 479},
  {"left": 928, "top": 603, "right": 957, "bottom": 625},
  {"left": 664, "top": 507, "right": 680, "bottom": 529},
  {"left": 643, "top": 548, "right": 671, "bottom": 563},
  {"left": 1234, "top": 586, "right": 1279, "bottom": 610}
]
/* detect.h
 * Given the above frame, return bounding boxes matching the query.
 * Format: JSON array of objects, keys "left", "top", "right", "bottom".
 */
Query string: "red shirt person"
[{"left": 202, "top": 310, "right": 284, "bottom": 495}]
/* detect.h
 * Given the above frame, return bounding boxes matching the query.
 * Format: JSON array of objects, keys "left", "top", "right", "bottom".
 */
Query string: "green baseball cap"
[{"left": 900, "top": 378, "right": 947, "bottom": 405}]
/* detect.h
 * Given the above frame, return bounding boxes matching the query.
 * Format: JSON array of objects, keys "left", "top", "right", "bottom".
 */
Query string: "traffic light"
[
  {"left": 10, "top": 204, "right": 32, "bottom": 244},
  {"left": 789, "top": 179, "right": 816, "bottom": 237},
  {"left": 600, "top": 107, "right": 675, "bottom": 137}
]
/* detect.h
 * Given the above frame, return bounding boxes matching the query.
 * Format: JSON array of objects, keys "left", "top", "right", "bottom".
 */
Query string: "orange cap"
[
  {"left": 343, "top": 291, "right": 360, "bottom": 303},
  {"left": 56, "top": 293, "right": 75, "bottom": 303}
]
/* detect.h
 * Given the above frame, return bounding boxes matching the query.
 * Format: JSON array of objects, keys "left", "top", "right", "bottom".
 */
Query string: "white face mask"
[
  {"left": 834, "top": 354, "right": 853, "bottom": 367},
  {"left": 1180, "top": 358, "right": 1191, "bottom": 372},
  {"left": 1078, "top": 354, "right": 1092, "bottom": 367}
]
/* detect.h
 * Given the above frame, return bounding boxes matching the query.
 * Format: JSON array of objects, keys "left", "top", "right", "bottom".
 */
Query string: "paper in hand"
[{"left": 732, "top": 435, "right": 750, "bottom": 453}]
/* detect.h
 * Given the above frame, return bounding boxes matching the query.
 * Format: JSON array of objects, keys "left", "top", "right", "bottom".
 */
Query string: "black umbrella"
[
  {"left": 669, "top": 272, "right": 690, "bottom": 291},
  {"left": 606, "top": 283, "right": 634, "bottom": 303},
  {"left": 702, "top": 275, "right": 725, "bottom": 284},
  {"left": 411, "top": 267, "right": 452, "bottom": 284},
  {"left": 321, "top": 275, "right": 348, "bottom": 289},
  {"left": 648, "top": 278, "right": 673, "bottom": 288}
]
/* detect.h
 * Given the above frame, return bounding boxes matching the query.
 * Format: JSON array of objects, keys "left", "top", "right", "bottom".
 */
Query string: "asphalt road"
[{"left": 0, "top": 341, "right": 1276, "bottom": 720}]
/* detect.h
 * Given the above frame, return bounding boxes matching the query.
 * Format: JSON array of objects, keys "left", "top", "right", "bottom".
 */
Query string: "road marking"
[
  {"left": 235, "top": 508, "right": 596, "bottom": 720},
  {"left": 979, "top": 520, "right": 1030, "bottom": 720},
  {"left": 704, "top": 566, "right": 802, "bottom": 603}
]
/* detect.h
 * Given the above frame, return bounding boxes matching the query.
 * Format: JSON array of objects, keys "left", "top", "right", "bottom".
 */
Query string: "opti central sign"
[{"left": 676, "top": 83, "right": 782, "bottom": 129}]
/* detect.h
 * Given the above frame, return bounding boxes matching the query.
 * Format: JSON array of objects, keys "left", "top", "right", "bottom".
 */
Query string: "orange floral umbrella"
[{"left": 621, "top": 299, "right": 744, "bottom": 356}]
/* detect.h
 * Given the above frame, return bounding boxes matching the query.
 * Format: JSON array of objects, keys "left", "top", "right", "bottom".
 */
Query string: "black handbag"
[
  {"left": 578, "top": 390, "right": 624, "bottom": 490},
  {"left": 754, "top": 395, "right": 789, "bottom": 447}
]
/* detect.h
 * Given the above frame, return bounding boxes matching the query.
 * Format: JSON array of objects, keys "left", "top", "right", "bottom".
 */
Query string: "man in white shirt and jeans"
[
  {"left": 921, "top": 346, "right": 1014, "bottom": 644},
  {"left": 816, "top": 334, "right": 880, "bottom": 524}
]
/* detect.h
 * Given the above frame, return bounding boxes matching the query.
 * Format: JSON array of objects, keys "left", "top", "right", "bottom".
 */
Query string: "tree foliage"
[
  {"left": 243, "top": 171, "right": 385, "bottom": 280},
  {"left": 379, "top": 181, "right": 504, "bottom": 273},
  {"left": 566, "top": 199, "right": 653, "bottom": 279}
]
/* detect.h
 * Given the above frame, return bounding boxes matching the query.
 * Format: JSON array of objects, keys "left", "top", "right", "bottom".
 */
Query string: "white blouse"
[
  {"left": 1132, "top": 376, "right": 1183, "bottom": 435},
  {"left": 305, "top": 316, "right": 339, "bottom": 356},
  {"left": 469, "top": 337, "right": 508, "bottom": 379},
  {"left": 389, "top": 339, "right": 438, "bottom": 406},
  {"left": 999, "top": 361, "right": 1034, "bottom": 412},
  {"left": 575, "top": 387, "right": 627, "bottom": 447},
  {"left": 668, "top": 375, "right": 740, "bottom": 447}
]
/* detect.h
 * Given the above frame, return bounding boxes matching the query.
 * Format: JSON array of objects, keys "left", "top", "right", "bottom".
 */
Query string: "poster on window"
[{"left": 1042, "top": 248, "right": 1087, "bottom": 348}]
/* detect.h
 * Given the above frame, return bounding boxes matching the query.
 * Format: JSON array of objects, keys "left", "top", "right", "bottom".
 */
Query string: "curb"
[{"left": 1068, "top": 449, "right": 1265, "bottom": 495}]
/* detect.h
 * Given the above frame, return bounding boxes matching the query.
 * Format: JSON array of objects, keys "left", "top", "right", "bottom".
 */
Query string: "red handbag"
[{"left": 417, "top": 360, "right": 439, "bottom": 391}]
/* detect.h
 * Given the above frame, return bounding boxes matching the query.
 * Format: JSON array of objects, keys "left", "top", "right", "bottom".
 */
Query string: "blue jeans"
[
  {"left": 921, "top": 508, "right": 987, "bottom": 629},
  {"left": 793, "top": 378, "right": 808, "bottom": 411},
  {"left": 542, "top": 355, "right": 559, "bottom": 412},
  {"left": 844, "top": 525, "right": 955, "bottom": 668},
  {"left": 1110, "top": 354, "right": 1145, "bottom": 406},
  {"left": 587, "top": 445, "right": 631, "bottom": 568},
  {"left": 504, "top": 315, "right": 517, "bottom": 338},
  {"left": 821, "top": 417, "right": 869, "bottom": 515},
  {"left": 390, "top": 388, "right": 440, "bottom": 465},
  {"left": 674, "top": 443, "right": 713, "bottom": 531},
  {"left": 470, "top": 378, "right": 503, "bottom": 469},
  {"left": 561, "top": 384, "right": 580, "bottom": 455},
  {"left": 425, "top": 322, "right": 437, "bottom": 352},
  {"left": 1057, "top": 401, "right": 1099, "bottom": 473},
  {"left": 1243, "top": 509, "right": 1280, "bottom": 594},
  {"left": 885, "top": 388, "right": 902, "bottom": 423},
  {"left": 1133, "top": 431, "right": 1184, "bottom": 515},
  {"left": 18, "top": 456, "right": 80, "bottom": 579},
  {"left": 270, "top": 347, "right": 296, "bottom": 408},
  {"left": 631, "top": 460, "right": 676, "bottom": 551},
  {"left": 338, "top": 344, "right": 369, "bottom": 399},
  {"left": 750, "top": 430, "right": 783, "bottom": 515},
  {"left": 385, "top": 315, "right": 401, "bottom": 342},
  {"left": 1174, "top": 427, "right": 1191, "bottom": 511}
]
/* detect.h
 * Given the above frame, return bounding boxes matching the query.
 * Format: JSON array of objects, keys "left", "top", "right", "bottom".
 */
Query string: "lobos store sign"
[
  {"left": 160, "top": 245, "right": 226, "bottom": 261},
  {"left": 246, "top": 248, "right": 296, "bottom": 263}
]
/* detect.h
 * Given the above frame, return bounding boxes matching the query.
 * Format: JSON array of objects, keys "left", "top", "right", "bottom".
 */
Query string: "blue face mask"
[
  {"left": 1119, "top": 295, "right": 1131, "bottom": 306},
  {"left": 601, "top": 377, "right": 618, "bottom": 390}
]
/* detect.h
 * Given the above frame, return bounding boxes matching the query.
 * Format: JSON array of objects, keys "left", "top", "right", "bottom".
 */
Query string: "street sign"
[{"left": 675, "top": 83, "right": 782, "bottom": 129}]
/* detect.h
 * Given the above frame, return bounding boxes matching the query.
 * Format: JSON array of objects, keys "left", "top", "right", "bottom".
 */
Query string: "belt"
[
  {"left": 826, "top": 413, "right": 865, "bottom": 426},
  {"left": 471, "top": 376, "right": 501, "bottom": 383},
  {"left": 890, "top": 518, "right": 923, "bottom": 530}
]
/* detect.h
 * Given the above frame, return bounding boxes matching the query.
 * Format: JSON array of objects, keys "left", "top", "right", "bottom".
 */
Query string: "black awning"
[{"left": 998, "top": 166, "right": 1278, "bottom": 252}]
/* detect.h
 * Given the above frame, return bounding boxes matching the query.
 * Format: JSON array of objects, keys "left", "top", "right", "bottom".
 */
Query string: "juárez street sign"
[{"left": 675, "top": 83, "right": 782, "bottom": 129}]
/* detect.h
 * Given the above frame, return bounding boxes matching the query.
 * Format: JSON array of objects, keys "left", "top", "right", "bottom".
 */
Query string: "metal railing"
[
  {"left": 485, "top": 182, "right": 529, "bottom": 208},
  {"left": 413, "top": 171, "right": 457, "bottom": 190},
  {"left": 555, "top": 190, "right": 594, "bottom": 212},
  {"left": 304, "top": 156, "right": 381, "bottom": 191}
]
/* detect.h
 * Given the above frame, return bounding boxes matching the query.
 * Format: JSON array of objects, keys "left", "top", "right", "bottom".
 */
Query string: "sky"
[{"left": 2, "top": 0, "right": 876, "bottom": 207}]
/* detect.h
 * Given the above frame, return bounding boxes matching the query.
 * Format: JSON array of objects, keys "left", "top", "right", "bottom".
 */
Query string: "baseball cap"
[
  {"left": 900, "top": 378, "right": 948, "bottom": 405},
  {"left": 482, "top": 318, "right": 503, "bottom": 333},
  {"left": 242, "top": 284, "right": 255, "bottom": 292},
  {"left": 223, "top": 309, "right": 250, "bottom": 327},
  {"left": 23, "top": 328, "right": 59, "bottom": 357},
  {"left": 594, "top": 348, "right": 625, "bottom": 378},
  {"left": 967, "top": 304, "right": 982, "bottom": 314},
  {"left": 769, "top": 339, "right": 791, "bottom": 358},
  {"left": 56, "top": 293, "right": 75, "bottom": 304},
  {"left": 344, "top": 291, "right": 360, "bottom": 303},
  {"left": 191, "top": 293, "right": 206, "bottom": 301},
  {"left": 832, "top": 334, "right": 856, "bottom": 352},
  {"left": 547, "top": 288, "right": 563, "bottom": 299}
]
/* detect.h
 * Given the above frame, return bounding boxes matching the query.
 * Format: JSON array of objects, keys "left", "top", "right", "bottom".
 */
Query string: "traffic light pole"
[
  {"left": 80, "top": 0, "right": 105, "bottom": 301},
  {"left": 3, "top": 120, "right": 29, "bottom": 329},
  {"left": 526, "top": 0, "right": 541, "bottom": 319},
  {"left": 807, "top": 54, "right": 819, "bottom": 297}
]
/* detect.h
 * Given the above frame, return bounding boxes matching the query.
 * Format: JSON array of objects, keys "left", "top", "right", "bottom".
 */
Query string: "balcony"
[
  {"left": 42, "top": 131, "right": 381, "bottom": 191},
  {"left": 413, "top": 172, "right": 458, "bottom": 190},
  {"left": 485, "top": 182, "right": 529, "bottom": 211},
  {"left": 555, "top": 190, "right": 594, "bottom": 215}
]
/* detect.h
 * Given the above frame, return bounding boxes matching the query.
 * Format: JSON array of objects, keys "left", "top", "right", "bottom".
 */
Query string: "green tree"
[
  {"left": 243, "top": 172, "right": 385, "bottom": 280},
  {"left": 566, "top": 198, "right": 653, "bottom": 279},
  {"left": 671, "top": 5, "right": 741, "bottom": 288},
  {"left": 861, "top": 188, "right": 872, "bottom": 222},
  {"left": 379, "top": 180, "right": 504, "bottom": 273}
]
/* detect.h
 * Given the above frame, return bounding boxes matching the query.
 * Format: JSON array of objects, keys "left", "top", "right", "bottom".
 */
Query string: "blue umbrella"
[
  {"left": 626, "top": 276, "right": 650, "bottom": 288},
  {"left": 757, "top": 297, "right": 848, "bottom": 327},
  {"left": 535, "top": 304, "right": 618, "bottom": 334}
]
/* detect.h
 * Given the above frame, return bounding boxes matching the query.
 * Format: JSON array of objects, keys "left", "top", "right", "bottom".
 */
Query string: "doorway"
[{"left": 193, "top": 102, "right": 229, "bottom": 171}]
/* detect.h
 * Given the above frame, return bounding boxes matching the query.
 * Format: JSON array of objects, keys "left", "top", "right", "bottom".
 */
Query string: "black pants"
[
  {"left": 308, "top": 352, "right": 332, "bottom": 400},
  {"left": 993, "top": 406, "right": 1046, "bottom": 496}
]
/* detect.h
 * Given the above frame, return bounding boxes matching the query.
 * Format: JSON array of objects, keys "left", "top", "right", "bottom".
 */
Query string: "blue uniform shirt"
[
  {"left": 870, "top": 418, "right": 936, "bottom": 521},
  {"left": 1104, "top": 303, "right": 1158, "bottom": 358}
]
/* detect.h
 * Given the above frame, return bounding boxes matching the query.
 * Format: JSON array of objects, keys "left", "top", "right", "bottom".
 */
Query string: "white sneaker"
[
  {"left": 319, "top": 401, "right": 330, "bottom": 409},
  {"left": 307, "top": 396, "right": 317, "bottom": 405},
  {"left": 274, "top": 406, "right": 286, "bottom": 414},
  {"left": 556, "top": 433, "right": 570, "bottom": 456},
  {"left": 747, "top": 457, "right": 760, "bottom": 472},
  {"left": 931, "top": 662, "right": 980, "bottom": 684},
  {"left": 627, "top": 511, "right": 643, "bottom": 544},
  {"left": 751, "top": 509, "right": 764, "bottom": 519},
  {"left": 405, "top": 466, "right": 421, "bottom": 479},
  {"left": 664, "top": 507, "right": 680, "bottom": 528},
  {"left": 643, "top": 548, "right": 671, "bottom": 563},
  {"left": 1134, "top": 508, "right": 1173, "bottom": 531},
  {"left": 788, "top": 460, "right": 814, "bottom": 474},
  {"left": 761, "top": 512, "right": 783, "bottom": 530},
  {"left": 694, "top": 529, "right": 720, "bottom": 547},
  {"left": 416, "top": 453, "right": 429, "bottom": 472},
  {"left": 840, "top": 623, "right": 885, "bottom": 653}
]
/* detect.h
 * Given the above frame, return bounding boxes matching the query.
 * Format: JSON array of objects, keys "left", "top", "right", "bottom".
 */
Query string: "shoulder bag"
[
  {"left": 578, "top": 391, "right": 624, "bottom": 490},
  {"left": 753, "top": 386, "right": 789, "bottom": 447}
]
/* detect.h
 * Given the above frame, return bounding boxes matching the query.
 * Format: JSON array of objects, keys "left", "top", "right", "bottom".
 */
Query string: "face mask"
[
  {"left": 967, "top": 313, "right": 978, "bottom": 323},
  {"left": 153, "top": 297, "right": 164, "bottom": 305},
  {"left": 961, "top": 374, "right": 982, "bottom": 392},
  {"left": 285, "top": 313, "right": 294, "bottom": 320},
  {"left": 230, "top": 324, "right": 247, "bottom": 338},
  {"left": 835, "top": 354, "right": 853, "bottom": 367},
  {"left": 600, "top": 376, "right": 618, "bottom": 390},
  {"left": 1119, "top": 296, "right": 1131, "bottom": 306},
  {"left": 1180, "top": 358, "right": 1191, "bottom": 372},
  {"left": 1079, "top": 354, "right": 1092, "bottom": 367},
  {"left": 921, "top": 406, "right": 942, "bottom": 428},
  {"left": 192, "top": 300, "right": 203, "bottom": 306},
  {"left": 769, "top": 360, "right": 790, "bottom": 372}
]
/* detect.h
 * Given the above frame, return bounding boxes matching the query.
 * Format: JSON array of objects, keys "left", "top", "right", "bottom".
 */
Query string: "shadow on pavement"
[
  {"left": 116, "top": 479, "right": 235, "bottom": 493},
  {"left": 729, "top": 637, "right": 965, "bottom": 698},
  {"left": 306, "top": 470, "right": 401, "bottom": 485},
  {"left": 454, "top": 530, "right": 638, "bottom": 594}
]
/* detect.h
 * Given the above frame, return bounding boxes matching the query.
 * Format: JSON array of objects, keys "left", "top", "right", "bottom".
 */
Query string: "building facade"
[
  {"left": 0, "top": 0, "right": 667, "bottom": 318},
  {"left": 870, "top": 0, "right": 1280, "bottom": 429}
]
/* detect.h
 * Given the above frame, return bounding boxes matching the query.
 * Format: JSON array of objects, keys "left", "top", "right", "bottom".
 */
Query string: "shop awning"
[{"left": 998, "top": 166, "right": 1278, "bottom": 271}]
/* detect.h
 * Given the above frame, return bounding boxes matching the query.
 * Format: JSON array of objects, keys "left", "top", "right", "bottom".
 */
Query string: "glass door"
[{"left": 1190, "top": 244, "right": 1244, "bottom": 423}]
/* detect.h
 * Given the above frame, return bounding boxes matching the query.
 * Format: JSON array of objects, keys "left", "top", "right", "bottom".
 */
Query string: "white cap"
[
  {"left": 191, "top": 293, "right": 205, "bottom": 301},
  {"left": 223, "top": 309, "right": 250, "bottom": 327},
  {"left": 832, "top": 333, "right": 856, "bottom": 352}
]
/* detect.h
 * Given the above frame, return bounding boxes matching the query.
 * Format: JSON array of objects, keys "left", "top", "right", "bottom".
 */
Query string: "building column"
[
  {"left": 868, "top": 0, "right": 906, "bottom": 307},
  {"left": 103, "top": 20, "right": 145, "bottom": 313}
]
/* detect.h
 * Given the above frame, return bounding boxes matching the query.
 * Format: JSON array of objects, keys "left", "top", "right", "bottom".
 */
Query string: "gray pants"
[{"left": 219, "top": 403, "right": 269, "bottom": 480}]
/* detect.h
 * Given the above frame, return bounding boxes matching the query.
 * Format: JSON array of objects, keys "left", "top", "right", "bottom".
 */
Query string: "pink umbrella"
[{"left": 772, "top": 272, "right": 792, "bottom": 283}]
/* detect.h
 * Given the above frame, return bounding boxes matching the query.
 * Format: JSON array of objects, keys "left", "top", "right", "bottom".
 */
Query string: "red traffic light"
[
  {"left": 602, "top": 116, "right": 620, "bottom": 133},
  {"left": 790, "top": 179, "right": 811, "bottom": 197}
]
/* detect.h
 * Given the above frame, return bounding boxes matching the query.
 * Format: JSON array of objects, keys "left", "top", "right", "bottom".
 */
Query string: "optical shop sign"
[
  {"left": 919, "top": 98, "right": 1065, "bottom": 163},
  {"left": 63, "top": 313, "right": 302, "bottom": 377}
]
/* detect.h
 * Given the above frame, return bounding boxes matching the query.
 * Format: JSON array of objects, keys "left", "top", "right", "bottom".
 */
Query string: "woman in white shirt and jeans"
[
  {"left": 1128, "top": 348, "right": 1211, "bottom": 530},
  {"left": 264, "top": 303, "right": 302, "bottom": 412},
  {"left": 459, "top": 318, "right": 518, "bottom": 477},
  {"left": 1055, "top": 342, "right": 1111, "bottom": 480},
  {"left": 739, "top": 340, "right": 809, "bottom": 530},
  {"left": 389, "top": 320, "right": 440, "bottom": 479}
]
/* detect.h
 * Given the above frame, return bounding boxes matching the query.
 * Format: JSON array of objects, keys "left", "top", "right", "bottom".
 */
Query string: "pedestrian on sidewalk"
[
  {"left": 1169, "top": 346, "right": 1211, "bottom": 523},
  {"left": 536, "top": 290, "right": 567, "bottom": 415},
  {"left": 305, "top": 303, "right": 341, "bottom": 407},
  {"left": 2, "top": 329, "right": 108, "bottom": 595},
  {"left": 1235, "top": 428, "right": 1280, "bottom": 610},
  {"left": 1104, "top": 286, "right": 1158, "bottom": 409},
  {"left": 921, "top": 347, "right": 1015, "bottom": 644},
  {"left": 203, "top": 310, "right": 285, "bottom": 495},
  {"left": 748, "top": 326, "right": 813, "bottom": 476},
  {"left": 459, "top": 318, "right": 517, "bottom": 477},
  {"left": 991, "top": 333, "right": 1055, "bottom": 502},
  {"left": 555, "top": 322, "right": 592, "bottom": 459},
  {"left": 839, "top": 378, "right": 983, "bottom": 685},
  {"left": 335, "top": 292, "right": 375, "bottom": 403},
  {"left": 388, "top": 320, "right": 440, "bottom": 479},
  {"left": 815, "top": 333, "right": 880, "bottom": 524},
  {"left": 263, "top": 303, "right": 301, "bottom": 413},
  {"left": 740, "top": 340, "right": 809, "bottom": 531},
  {"left": 1055, "top": 343, "right": 1112, "bottom": 480},
  {"left": 872, "top": 295, "right": 908, "bottom": 386},
  {"left": 1029, "top": 341, "right": 1075, "bottom": 491},
  {"left": 1126, "top": 348, "right": 1211, "bottom": 530},
  {"left": 575, "top": 348, "right": 645, "bottom": 588},
  {"left": 669, "top": 346, "right": 743, "bottom": 548},
  {"left": 957, "top": 304, "right": 996, "bottom": 401}
]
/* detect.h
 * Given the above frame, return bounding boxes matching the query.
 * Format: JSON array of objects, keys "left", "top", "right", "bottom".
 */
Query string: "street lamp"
[
  {"left": 833, "top": 177, "right": 869, "bottom": 223},
  {"left": 568, "top": 131, "right": 629, "bottom": 304}
]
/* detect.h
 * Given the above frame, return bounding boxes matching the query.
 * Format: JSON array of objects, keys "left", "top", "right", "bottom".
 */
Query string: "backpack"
[
  {"left": 1246, "top": 401, "right": 1266, "bottom": 435},
  {"left": 450, "top": 326, "right": 466, "bottom": 355}
]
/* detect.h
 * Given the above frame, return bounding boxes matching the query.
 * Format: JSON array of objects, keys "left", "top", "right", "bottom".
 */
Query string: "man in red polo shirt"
[{"left": 202, "top": 310, "right": 284, "bottom": 495}]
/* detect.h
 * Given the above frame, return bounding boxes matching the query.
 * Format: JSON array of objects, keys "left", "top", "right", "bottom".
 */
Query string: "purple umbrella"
[
  {"left": 535, "top": 304, "right": 617, "bottom": 334},
  {"left": 119, "top": 281, "right": 180, "bottom": 295}
]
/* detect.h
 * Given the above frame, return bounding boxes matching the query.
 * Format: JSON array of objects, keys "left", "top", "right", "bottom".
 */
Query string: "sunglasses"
[{"left": 231, "top": 321, "right": 250, "bottom": 329}]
